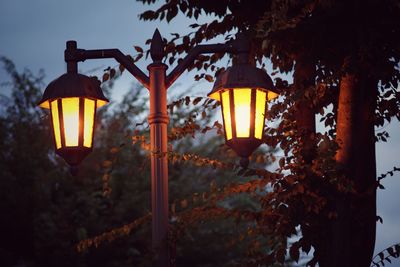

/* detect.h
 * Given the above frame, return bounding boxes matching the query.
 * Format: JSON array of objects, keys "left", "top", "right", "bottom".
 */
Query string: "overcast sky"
[{"left": 0, "top": 0, "right": 399, "bottom": 265}]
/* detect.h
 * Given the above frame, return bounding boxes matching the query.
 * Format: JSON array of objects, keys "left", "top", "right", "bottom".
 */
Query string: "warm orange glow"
[
  {"left": 255, "top": 90, "right": 267, "bottom": 139},
  {"left": 268, "top": 91, "right": 279, "bottom": 100},
  {"left": 233, "top": 89, "right": 251, "bottom": 138},
  {"left": 96, "top": 99, "right": 107, "bottom": 108},
  {"left": 62, "top": 97, "right": 80, "bottom": 147},
  {"left": 39, "top": 101, "right": 50, "bottom": 109},
  {"left": 50, "top": 100, "right": 62, "bottom": 149},
  {"left": 83, "top": 99, "right": 95, "bottom": 148},
  {"left": 221, "top": 91, "right": 233, "bottom": 140}
]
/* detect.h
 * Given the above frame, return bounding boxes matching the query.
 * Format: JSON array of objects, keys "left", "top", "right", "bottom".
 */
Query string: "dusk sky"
[{"left": 0, "top": 0, "right": 399, "bottom": 265}]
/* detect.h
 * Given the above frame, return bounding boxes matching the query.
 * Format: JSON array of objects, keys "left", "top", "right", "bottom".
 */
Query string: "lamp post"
[{"left": 39, "top": 29, "right": 278, "bottom": 267}]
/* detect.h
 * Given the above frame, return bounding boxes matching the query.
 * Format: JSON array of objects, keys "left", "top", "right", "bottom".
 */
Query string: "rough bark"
[
  {"left": 293, "top": 57, "right": 333, "bottom": 266},
  {"left": 294, "top": 56, "right": 316, "bottom": 163},
  {"left": 332, "top": 58, "right": 377, "bottom": 266}
]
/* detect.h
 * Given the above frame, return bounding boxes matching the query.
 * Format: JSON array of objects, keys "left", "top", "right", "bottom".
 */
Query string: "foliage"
[
  {"left": 134, "top": 0, "right": 400, "bottom": 266},
  {"left": 371, "top": 243, "right": 400, "bottom": 267}
]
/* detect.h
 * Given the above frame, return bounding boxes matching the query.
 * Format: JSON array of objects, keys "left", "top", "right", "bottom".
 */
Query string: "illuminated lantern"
[
  {"left": 208, "top": 64, "right": 278, "bottom": 165},
  {"left": 38, "top": 73, "right": 108, "bottom": 167}
]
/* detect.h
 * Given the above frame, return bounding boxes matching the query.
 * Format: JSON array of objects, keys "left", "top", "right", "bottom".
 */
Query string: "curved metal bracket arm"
[
  {"left": 165, "top": 44, "right": 232, "bottom": 89},
  {"left": 65, "top": 45, "right": 150, "bottom": 89},
  {"left": 165, "top": 35, "right": 249, "bottom": 89}
]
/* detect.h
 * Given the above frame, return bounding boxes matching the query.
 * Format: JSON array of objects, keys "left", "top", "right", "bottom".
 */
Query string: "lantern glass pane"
[
  {"left": 83, "top": 98, "right": 95, "bottom": 148},
  {"left": 62, "top": 97, "right": 80, "bottom": 147},
  {"left": 234, "top": 89, "right": 251, "bottom": 138},
  {"left": 221, "top": 91, "right": 232, "bottom": 140},
  {"left": 255, "top": 90, "right": 267, "bottom": 139},
  {"left": 50, "top": 100, "right": 62, "bottom": 149}
]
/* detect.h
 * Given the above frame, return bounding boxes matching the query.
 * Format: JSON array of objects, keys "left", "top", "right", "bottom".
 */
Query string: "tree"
[{"left": 135, "top": 0, "right": 400, "bottom": 266}]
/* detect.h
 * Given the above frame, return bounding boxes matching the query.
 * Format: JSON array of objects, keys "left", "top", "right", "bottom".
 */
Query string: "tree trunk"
[
  {"left": 293, "top": 57, "right": 333, "bottom": 266},
  {"left": 294, "top": 56, "right": 316, "bottom": 163},
  {"left": 332, "top": 58, "right": 377, "bottom": 266}
]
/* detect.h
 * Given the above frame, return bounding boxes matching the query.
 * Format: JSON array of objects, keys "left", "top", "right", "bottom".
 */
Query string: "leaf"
[
  {"left": 102, "top": 160, "right": 113, "bottom": 168},
  {"left": 279, "top": 157, "right": 285, "bottom": 168},
  {"left": 183, "top": 35, "right": 190, "bottom": 45},
  {"left": 185, "top": 96, "right": 190, "bottom": 106},
  {"left": 302, "top": 241, "right": 311, "bottom": 254},
  {"left": 110, "top": 68, "right": 116, "bottom": 79},
  {"left": 110, "top": 147, "right": 119, "bottom": 154},
  {"left": 179, "top": 2, "right": 187, "bottom": 13},
  {"left": 276, "top": 248, "right": 286, "bottom": 263},
  {"left": 180, "top": 199, "right": 188, "bottom": 209},
  {"left": 119, "top": 64, "right": 125, "bottom": 73},
  {"left": 166, "top": 6, "right": 178, "bottom": 22},
  {"left": 192, "top": 97, "right": 203, "bottom": 105},
  {"left": 395, "top": 244, "right": 400, "bottom": 256},
  {"left": 102, "top": 73, "right": 109, "bottom": 82},
  {"left": 134, "top": 53, "right": 143, "bottom": 62},
  {"left": 204, "top": 74, "right": 214, "bottom": 82},
  {"left": 289, "top": 243, "right": 300, "bottom": 262},
  {"left": 387, "top": 247, "right": 396, "bottom": 257},
  {"left": 189, "top": 23, "right": 199, "bottom": 28},
  {"left": 134, "top": 46, "right": 143, "bottom": 53},
  {"left": 378, "top": 252, "right": 385, "bottom": 261}
]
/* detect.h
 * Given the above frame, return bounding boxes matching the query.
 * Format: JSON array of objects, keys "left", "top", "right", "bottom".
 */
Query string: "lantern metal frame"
[
  {"left": 208, "top": 62, "right": 278, "bottom": 161},
  {"left": 39, "top": 30, "right": 276, "bottom": 267}
]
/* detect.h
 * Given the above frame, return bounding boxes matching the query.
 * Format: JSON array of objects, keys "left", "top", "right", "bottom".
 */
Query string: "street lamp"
[
  {"left": 38, "top": 66, "right": 109, "bottom": 168},
  {"left": 38, "top": 29, "right": 276, "bottom": 267},
  {"left": 208, "top": 63, "right": 278, "bottom": 167}
]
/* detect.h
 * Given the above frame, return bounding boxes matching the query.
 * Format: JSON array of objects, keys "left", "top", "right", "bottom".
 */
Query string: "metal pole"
[{"left": 148, "top": 30, "right": 169, "bottom": 267}]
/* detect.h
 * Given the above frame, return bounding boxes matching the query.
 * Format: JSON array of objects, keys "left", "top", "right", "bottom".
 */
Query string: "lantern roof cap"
[
  {"left": 208, "top": 64, "right": 278, "bottom": 101},
  {"left": 38, "top": 73, "right": 109, "bottom": 108}
]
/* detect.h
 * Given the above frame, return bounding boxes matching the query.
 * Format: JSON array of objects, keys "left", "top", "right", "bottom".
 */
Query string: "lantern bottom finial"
[
  {"left": 56, "top": 147, "right": 92, "bottom": 168},
  {"left": 226, "top": 138, "right": 262, "bottom": 158}
]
